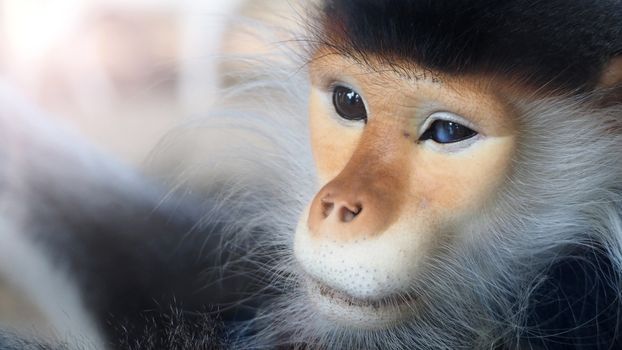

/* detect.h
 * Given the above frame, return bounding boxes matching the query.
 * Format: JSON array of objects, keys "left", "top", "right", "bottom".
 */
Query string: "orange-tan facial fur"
[{"left": 293, "top": 50, "right": 518, "bottom": 328}]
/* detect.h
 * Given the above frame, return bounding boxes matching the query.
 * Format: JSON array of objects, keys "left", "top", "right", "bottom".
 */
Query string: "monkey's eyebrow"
[
  {"left": 309, "top": 55, "right": 442, "bottom": 89},
  {"left": 308, "top": 56, "right": 362, "bottom": 79}
]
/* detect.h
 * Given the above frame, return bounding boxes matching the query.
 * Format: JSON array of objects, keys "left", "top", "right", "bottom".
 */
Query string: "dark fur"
[
  {"left": 0, "top": 85, "right": 262, "bottom": 348},
  {"left": 1, "top": 310, "right": 227, "bottom": 350},
  {"left": 12, "top": 163, "right": 262, "bottom": 349},
  {"left": 522, "top": 248, "right": 622, "bottom": 349},
  {"left": 318, "top": 0, "right": 622, "bottom": 91}
]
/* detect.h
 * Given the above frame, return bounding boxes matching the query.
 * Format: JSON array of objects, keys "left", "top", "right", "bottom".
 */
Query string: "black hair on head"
[{"left": 318, "top": 0, "right": 622, "bottom": 92}]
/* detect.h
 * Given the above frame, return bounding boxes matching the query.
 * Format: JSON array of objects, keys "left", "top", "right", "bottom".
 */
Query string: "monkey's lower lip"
[
  {"left": 304, "top": 277, "right": 416, "bottom": 328},
  {"left": 311, "top": 278, "right": 413, "bottom": 308}
]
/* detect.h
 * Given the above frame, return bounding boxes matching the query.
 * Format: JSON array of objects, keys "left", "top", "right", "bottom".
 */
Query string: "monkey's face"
[{"left": 293, "top": 52, "right": 517, "bottom": 329}]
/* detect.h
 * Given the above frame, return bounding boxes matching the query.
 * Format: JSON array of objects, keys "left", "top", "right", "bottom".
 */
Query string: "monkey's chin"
[{"left": 304, "top": 277, "right": 415, "bottom": 330}]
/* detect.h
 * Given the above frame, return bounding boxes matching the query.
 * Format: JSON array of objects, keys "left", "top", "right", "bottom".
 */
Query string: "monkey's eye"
[
  {"left": 332, "top": 86, "right": 367, "bottom": 122},
  {"left": 419, "top": 120, "right": 477, "bottom": 144}
]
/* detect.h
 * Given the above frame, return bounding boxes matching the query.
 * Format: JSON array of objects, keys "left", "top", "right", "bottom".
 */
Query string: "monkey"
[{"left": 1, "top": 0, "right": 622, "bottom": 349}]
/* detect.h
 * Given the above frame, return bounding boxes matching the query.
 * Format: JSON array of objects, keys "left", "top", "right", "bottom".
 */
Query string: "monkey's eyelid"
[{"left": 419, "top": 111, "right": 478, "bottom": 133}]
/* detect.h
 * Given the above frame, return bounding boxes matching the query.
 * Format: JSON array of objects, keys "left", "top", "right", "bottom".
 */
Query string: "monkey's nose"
[
  {"left": 307, "top": 182, "right": 386, "bottom": 240},
  {"left": 321, "top": 196, "right": 362, "bottom": 223}
]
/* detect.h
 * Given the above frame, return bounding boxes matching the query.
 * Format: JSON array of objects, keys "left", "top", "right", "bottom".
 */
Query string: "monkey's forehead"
[{"left": 314, "top": 0, "right": 622, "bottom": 92}]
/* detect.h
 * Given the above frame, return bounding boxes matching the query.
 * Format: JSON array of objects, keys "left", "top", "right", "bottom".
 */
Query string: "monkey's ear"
[
  {"left": 597, "top": 56, "right": 622, "bottom": 104},
  {"left": 598, "top": 56, "right": 622, "bottom": 88}
]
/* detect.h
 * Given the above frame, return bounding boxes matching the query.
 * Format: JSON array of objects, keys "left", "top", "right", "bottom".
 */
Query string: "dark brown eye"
[
  {"left": 332, "top": 86, "right": 367, "bottom": 122},
  {"left": 419, "top": 120, "right": 477, "bottom": 144}
]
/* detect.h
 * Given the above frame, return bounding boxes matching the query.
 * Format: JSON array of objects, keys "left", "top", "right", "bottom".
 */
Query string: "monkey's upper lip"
[{"left": 306, "top": 276, "right": 415, "bottom": 310}]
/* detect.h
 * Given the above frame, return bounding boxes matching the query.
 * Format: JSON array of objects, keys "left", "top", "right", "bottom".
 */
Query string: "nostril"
[
  {"left": 319, "top": 193, "right": 363, "bottom": 223},
  {"left": 321, "top": 199, "right": 334, "bottom": 218},
  {"left": 339, "top": 203, "right": 362, "bottom": 223}
]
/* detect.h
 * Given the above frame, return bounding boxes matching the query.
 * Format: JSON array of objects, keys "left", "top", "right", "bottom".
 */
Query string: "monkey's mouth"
[
  {"left": 314, "top": 278, "right": 413, "bottom": 308},
  {"left": 304, "top": 277, "right": 416, "bottom": 328}
]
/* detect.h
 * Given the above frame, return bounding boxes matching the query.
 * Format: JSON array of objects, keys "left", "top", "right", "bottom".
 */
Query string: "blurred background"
[
  {"left": 0, "top": 0, "right": 297, "bottom": 163},
  {"left": 0, "top": 0, "right": 303, "bottom": 340}
]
